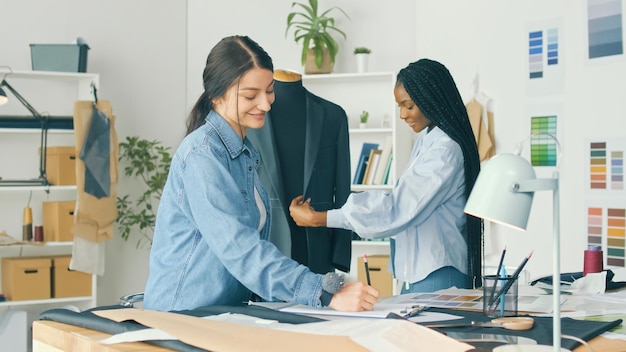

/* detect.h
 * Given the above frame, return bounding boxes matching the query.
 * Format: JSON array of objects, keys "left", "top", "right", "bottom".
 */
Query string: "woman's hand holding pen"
[
  {"left": 289, "top": 195, "right": 327, "bottom": 227},
  {"left": 330, "top": 282, "right": 380, "bottom": 312}
]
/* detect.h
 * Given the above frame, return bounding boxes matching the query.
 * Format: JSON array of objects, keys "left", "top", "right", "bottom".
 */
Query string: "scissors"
[{"left": 425, "top": 317, "right": 534, "bottom": 331}]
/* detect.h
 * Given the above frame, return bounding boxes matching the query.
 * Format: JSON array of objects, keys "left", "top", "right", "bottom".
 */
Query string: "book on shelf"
[
  {"left": 382, "top": 152, "right": 393, "bottom": 185},
  {"left": 363, "top": 149, "right": 382, "bottom": 185},
  {"left": 352, "top": 142, "right": 379, "bottom": 184},
  {"left": 373, "top": 135, "right": 393, "bottom": 185}
]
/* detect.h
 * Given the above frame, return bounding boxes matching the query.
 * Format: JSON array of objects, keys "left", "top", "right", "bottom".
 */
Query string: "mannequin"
[
  {"left": 271, "top": 70, "right": 308, "bottom": 266},
  {"left": 247, "top": 69, "right": 352, "bottom": 274}
]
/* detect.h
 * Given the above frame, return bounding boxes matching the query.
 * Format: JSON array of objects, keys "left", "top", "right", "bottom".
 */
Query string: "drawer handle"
[
  {"left": 69, "top": 156, "right": 76, "bottom": 160},
  {"left": 24, "top": 269, "right": 39, "bottom": 274},
  {"left": 69, "top": 211, "right": 74, "bottom": 216},
  {"left": 369, "top": 267, "right": 382, "bottom": 272}
]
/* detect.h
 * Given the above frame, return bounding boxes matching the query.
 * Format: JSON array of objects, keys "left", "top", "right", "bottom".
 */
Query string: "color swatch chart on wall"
[
  {"left": 587, "top": 205, "right": 625, "bottom": 267},
  {"left": 588, "top": 140, "right": 625, "bottom": 191},
  {"left": 529, "top": 28, "right": 560, "bottom": 79},
  {"left": 587, "top": 0, "right": 624, "bottom": 59},
  {"left": 530, "top": 115, "right": 558, "bottom": 166}
]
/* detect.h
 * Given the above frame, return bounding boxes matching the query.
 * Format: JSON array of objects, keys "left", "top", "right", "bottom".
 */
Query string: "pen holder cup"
[{"left": 483, "top": 275, "right": 519, "bottom": 318}]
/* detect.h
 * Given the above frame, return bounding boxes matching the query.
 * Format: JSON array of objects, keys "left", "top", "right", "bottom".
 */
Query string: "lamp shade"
[{"left": 464, "top": 153, "right": 537, "bottom": 230}]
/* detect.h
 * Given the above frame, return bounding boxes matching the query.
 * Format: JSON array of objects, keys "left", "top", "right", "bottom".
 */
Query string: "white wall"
[{"left": 415, "top": 0, "right": 626, "bottom": 281}]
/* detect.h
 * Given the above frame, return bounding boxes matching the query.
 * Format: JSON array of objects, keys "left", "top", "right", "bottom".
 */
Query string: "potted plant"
[
  {"left": 354, "top": 47, "right": 371, "bottom": 73},
  {"left": 360, "top": 110, "right": 369, "bottom": 128},
  {"left": 116, "top": 136, "right": 172, "bottom": 248},
  {"left": 285, "top": 0, "right": 350, "bottom": 74}
]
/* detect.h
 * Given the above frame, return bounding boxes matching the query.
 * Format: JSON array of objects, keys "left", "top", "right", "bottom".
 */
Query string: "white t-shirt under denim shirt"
[
  {"left": 144, "top": 110, "right": 324, "bottom": 312},
  {"left": 327, "top": 127, "right": 468, "bottom": 284}
]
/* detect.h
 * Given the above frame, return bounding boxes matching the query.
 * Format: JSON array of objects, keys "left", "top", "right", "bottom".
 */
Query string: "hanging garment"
[
  {"left": 466, "top": 98, "right": 495, "bottom": 162},
  {"left": 80, "top": 104, "right": 111, "bottom": 198},
  {"left": 72, "top": 100, "right": 119, "bottom": 244}
]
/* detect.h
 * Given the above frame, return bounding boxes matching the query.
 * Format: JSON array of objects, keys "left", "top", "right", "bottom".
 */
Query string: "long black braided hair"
[{"left": 397, "top": 58, "right": 484, "bottom": 288}]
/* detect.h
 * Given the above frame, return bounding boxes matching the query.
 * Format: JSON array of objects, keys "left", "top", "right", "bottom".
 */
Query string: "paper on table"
[
  {"left": 95, "top": 310, "right": 473, "bottom": 352},
  {"left": 279, "top": 303, "right": 462, "bottom": 323},
  {"left": 94, "top": 308, "right": 367, "bottom": 352}
]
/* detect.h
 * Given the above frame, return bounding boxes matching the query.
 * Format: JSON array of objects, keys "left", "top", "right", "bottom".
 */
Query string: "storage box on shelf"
[
  {"left": 42, "top": 200, "right": 76, "bottom": 242},
  {"left": 45, "top": 146, "right": 76, "bottom": 186},
  {"left": 51, "top": 255, "right": 92, "bottom": 298},
  {"left": 357, "top": 254, "right": 393, "bottom": 297},
  {"left": 1, "top": 256, "right": 52, "bottom": 301}
]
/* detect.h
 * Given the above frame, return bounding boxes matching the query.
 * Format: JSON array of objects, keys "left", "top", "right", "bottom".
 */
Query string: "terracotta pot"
[{"left": 304, "top": 48, "right": 333, "bottom": 74}]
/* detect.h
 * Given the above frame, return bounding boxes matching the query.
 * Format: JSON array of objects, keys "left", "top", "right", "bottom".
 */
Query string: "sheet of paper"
[{"left": 278, "top": 303, "right": 462, "bottom": 322}]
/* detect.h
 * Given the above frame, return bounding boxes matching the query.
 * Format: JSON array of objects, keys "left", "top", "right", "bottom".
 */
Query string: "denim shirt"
[
  {"left": 144, "top": 111, "right": 324, "bottom": 311},
  {"left": 327, "top": 127, "right": 468, "bottom": 284}
]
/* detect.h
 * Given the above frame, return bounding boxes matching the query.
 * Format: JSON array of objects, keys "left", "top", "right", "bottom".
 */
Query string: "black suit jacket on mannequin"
[{"left": 247, "top": 78, "right": 352, "bottom": 273}]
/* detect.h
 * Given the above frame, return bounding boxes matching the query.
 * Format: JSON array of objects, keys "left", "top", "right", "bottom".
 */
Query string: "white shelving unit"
[
  {"left": 302, "top": 72, "right": 413, "bottom": 294},
  {"left": 0, "top": 70, "right": 99, "bottom": 348}
]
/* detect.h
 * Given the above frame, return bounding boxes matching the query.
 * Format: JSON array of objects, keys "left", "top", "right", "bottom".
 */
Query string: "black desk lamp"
[{"left": 0, "top": 78, "right": 49, "bottom": 186}]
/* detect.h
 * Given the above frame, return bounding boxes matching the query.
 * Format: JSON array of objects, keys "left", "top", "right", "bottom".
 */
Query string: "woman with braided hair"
[{"left": 290, "top": 58, "right": 483, "bottom": 293}]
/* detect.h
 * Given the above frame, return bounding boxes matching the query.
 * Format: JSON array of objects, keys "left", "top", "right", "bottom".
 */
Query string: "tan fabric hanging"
[
  {"left": 466, "top": 99, "right": 495, "bottom": 162},
  {"left": 72, "top": 100, "right": 119, "bottom": 243}
]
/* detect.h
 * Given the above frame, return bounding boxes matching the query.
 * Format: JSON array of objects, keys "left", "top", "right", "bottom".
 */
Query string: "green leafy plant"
[
  {"left": 353, "top": 47, "right": 371, "bottom": 55},
  {"left": 116, "top": 136, "right": 172, "bottom": 248},
  {"left": 285, "top": 0, "right": 350, "bottom": 69},
  {"left": 360, "top": 111, "right": 369, "bottom": 123}
]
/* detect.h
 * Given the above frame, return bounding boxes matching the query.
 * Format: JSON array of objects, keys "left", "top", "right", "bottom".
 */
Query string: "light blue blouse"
[
  {"left": 327, "top": 127, "right": 468, "bottom": 284},
  {"left": 144, "top": 110, "right": 324, "bottom": 311}
]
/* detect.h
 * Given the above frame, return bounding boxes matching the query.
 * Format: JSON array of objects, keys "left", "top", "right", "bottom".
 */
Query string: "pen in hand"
[{"left": 363, "top": 254, "right": 372, "bottom": 286}]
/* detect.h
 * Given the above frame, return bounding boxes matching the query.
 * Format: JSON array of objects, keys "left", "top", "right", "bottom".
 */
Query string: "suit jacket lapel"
[
  {"left": 247, "top": 113, "right": 286, "bottom": 204},
  {"left": 303, "top": 93, "right": 322, "bottom": 196}
]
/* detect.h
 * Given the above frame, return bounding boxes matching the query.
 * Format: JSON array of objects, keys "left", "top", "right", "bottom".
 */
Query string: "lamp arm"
[
  {"left": 511, "top": 178, "right": 557, "bottom": 193},
  {"left": 0, "top": 79, "right": 44, "bottom": 120}
]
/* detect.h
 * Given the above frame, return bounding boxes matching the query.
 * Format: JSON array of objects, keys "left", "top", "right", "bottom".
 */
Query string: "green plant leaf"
[{"left": 116, "top": 136, "right": 172, "bottom": 248}]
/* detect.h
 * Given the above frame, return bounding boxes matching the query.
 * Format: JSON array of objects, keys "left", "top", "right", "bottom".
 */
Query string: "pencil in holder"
[{"left": 483, "top": 274, "right": 519, "bottom": 318}]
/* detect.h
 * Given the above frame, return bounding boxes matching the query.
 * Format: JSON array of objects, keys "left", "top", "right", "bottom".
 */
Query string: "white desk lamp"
[{"left": 464, "top": 135, "right": 568, "bottom": 352}]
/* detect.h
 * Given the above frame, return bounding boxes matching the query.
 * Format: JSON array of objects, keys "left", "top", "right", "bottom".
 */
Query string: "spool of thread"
[
  {"left": 22, "top": 206, "right": 33, "bottom": 241},
  {"left": 34, "top": 225, "right": 44, "bottom": 242},
  {"left": 583, "top": 245, "right": 603, "bottom": 276}
]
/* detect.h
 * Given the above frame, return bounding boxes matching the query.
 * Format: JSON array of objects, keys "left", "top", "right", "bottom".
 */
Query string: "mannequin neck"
[{"left": 274, "top": 69, "right": 302, "bottom": 82}]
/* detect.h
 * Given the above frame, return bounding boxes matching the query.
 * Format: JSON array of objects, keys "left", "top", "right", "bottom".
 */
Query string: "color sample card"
[
  {"left": 587, "top": 138, "right": 626, "bottom": 192},
  {"left": 526, "top": 18, "right": 564, "bottom": 96},
  {"left": 586, "top": 205, "right": 626, "bottom": 267},
  {"left": 530, "top": 115, "right": 558, "bottom": 166},
  {"left": 587, "top": 0, "right": 624, "bottom": 59},
  {"left": 547, "top": 28, "right": 560, "bottom": 65},
  {"left": 529, "top": 30, "right": 544, "bottom": 79}
]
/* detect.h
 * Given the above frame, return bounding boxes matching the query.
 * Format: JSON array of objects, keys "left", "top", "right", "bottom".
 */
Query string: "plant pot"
[
  {"left": 356, "top": 54, "right": 369, "bottom": 73},
  {"left": 359, "top": 122, "right": 367, "bottom": 129},
  {"left": 305, "top": 48, "right": 333, "bottom": 74}
]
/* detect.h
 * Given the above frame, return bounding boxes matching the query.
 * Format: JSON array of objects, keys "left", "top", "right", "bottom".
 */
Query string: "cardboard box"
[
  {"left": 46, "top": 146, "right": 76, "bottom": 186},
  {"left": 51, "top": 256, "right": 91, "bottom": 298},
  {"left": 357, "top": 255, "right": 393, "bottom": 297},
  {"left": 1, "top": 257, "right": 51, "bottom": 301},
  {"left": 42, "top": 201, "right": 76, "bottom": 242},
  {"left": 30, "top": 44, "right": 89, "bottom": 73}
]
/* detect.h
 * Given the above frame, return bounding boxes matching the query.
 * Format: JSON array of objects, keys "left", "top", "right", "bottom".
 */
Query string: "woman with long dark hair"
[
  {"left": 144, "top": 35, "right": 378, "bottom": 312},
  {"left": 290, "top": 58, "right": 483, "bottom": 293}
]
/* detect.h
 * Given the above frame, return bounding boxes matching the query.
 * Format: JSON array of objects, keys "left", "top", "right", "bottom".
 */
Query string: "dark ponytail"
[
  {"left": 186, "top": 35, "right": 274, "bottom": 136},
  {"left": 397, "top": 59, "right": 484, "bottom": 288}
]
